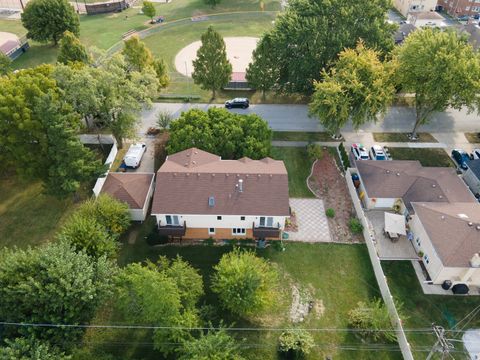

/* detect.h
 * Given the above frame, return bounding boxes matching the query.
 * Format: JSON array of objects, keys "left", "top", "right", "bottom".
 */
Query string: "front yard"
[
  {"left": 81, "top": 240, "right": 401, "bottom": 360},
  {"left": 373, "top": 133, "right": 437, "bottom": 143},
  {"left": 388, "top": 147, "right": 455, "bottom": 167}
]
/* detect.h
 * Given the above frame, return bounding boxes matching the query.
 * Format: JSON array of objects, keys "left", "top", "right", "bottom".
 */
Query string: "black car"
[{"left": 225, "top": 98, "right": 249, "bottom": 109}]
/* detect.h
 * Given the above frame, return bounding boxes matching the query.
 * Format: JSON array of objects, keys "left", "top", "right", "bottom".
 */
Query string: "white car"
[
  {"left": 472, "top": 148, "right": 480, "bottom": 160},
  {"left": 123, "top": 143, "right": 146, "bottom": 168},
  {"left": 351, "top": 143, "right": 370, "bottom": 160},
  {"left": 370, "top": 145, "right": 387, "bottom": 161}
]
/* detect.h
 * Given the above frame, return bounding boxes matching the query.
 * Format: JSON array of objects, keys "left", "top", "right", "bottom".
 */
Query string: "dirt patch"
[
  {"left": 290, "top": 284, "right": 325, "bottom": 323},
  {"left": 308, "top": 152, "right": 362, "bottom": 243}
]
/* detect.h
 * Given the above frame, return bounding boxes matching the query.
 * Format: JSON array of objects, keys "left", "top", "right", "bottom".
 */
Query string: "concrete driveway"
[{"left": 286, "top": 198, "right": 331, "bottom": 242}]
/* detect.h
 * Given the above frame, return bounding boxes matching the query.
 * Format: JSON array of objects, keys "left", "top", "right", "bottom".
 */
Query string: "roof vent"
[
  {"left": 212, "top": 173, "right": 215, "bottom": 177},
  {"left": 438, "top": 195, "right": 443, "bottom": 199},
  {"left": 208, "top": 196, "right": 215, "bottom": 207},
  {"left": 432, "top": 184, "right": 436, "bottom": 188},
  {"left": 386, "top": 170, "right": 390, "bottom": 174},
  {"left": 476, "top": 225, "right": 480, "bottom": 231},
  {"left": 197, "top": 173, "right": 200, "bottom": 177},
  {"left": 192, "top": 161, "right": 196, "bottom": 164},
  {"left": 226, "top": 174, "right": 229, "bottom": 177},
  {"left": 396, "top": 173, "right": 400, "bottom": 176},
  {"left": 441, "top": 215, "right": 445, "bottom": 220},
  {"left": 468, "top": 222, "right": 474, "bottom": 226},
  {"left": 186, "top": 173, "right": 190, "bottom": 177},
  {"left": 258, "top": 174, "right": 261, "bottom": 178},
  {"left": 238, "top": 179, "right": 243, "bottom": 193},
  {"left": 470, "top": 253, "right": 480, "bottom": 267},
  {"left": 458, "top": 213, "right": 468, "bottom": 219},
  {"left": 194, "top": 151, "right": 198, "bottom": 154}
]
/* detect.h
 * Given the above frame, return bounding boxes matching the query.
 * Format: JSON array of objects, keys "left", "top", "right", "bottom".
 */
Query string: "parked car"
[
  {"left": 457, "top": 15, "right": 470, "bottom": 21},
  {"left": 451, "top": 149, "right": 470, "bottom": 170},
  {"left": 123, "top": 142, "right": 146, "bottom": 168},
  {"left": 152, "top": 16, "right": 165, "bottom": 24},
  {"left": 225, "top": 98, "right": 249, "bottom": 109},
  {"left": 370, "top": 145, "right": 387, "bottom": 161},
  {"left": 472, "top": 148, "right": 480, "bottom": 160},
  {"left": 351, "top": 143, "right": 370, "bottom": 160}
]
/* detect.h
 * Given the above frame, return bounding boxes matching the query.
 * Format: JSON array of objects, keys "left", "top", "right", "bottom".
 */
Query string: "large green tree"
[
  {"left": 167, "top": 108, "right": 271, "bottom": 159},
  {"left": 0, "top": 65, "right": 105, "bottom": 197},
  {"left": 21, "top": 0, "right": 80, "bottom": 45},
  {"left": 179, "top": 329, "right": 244, "bottom": 360},
  {"left": 0, "top": 52, "right": 11, "bottom": 75},
  {"left": 57, "top": 31, "right": 90, "bottom": 65},
  {"left": 142, "top": 1, "right": 156, "bottom": 22},
  {"left": 0, "top": 242, "right": 116, "bottom": 348},
  {"left": 395, "top": 28, "right": 480, "bottom": 139},
  {"left": 211, "top": 249, "right": 279, "bottom": 316},
  {"left": 0, "top": 338, "right": 71, "bottom": 360},
  {"left": 245, "top": 34, "right": 278, "bottom": 99},
  {"left": 253, "top": 0, "right": 395, "bottom": 94},
  {"left": 309, "top": 41, "right": 395, "bottom": 138},
  {"left": 192, "top": 26, "right": 232, "bottom": 98}
]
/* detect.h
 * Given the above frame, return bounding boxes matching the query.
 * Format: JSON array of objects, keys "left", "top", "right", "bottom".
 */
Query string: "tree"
[
  {"left": 309, "top": 41, "right": 394, "bottom": 138},
  {"left": 0, "top": 242, "right": 116, "bottom": 348},
  {"left": 122, "top": 35, "right": 154, "bottom": 72},
  {"left": 394, "top": 28, "right": 480, "bottom": 139},
  {"left": 0, "top": 66, "right": 105, "bottom": 197},
  {"left": 278, "top": 329, "right": 315, "bottom": 358},
  {"left": 192, "top": 26, "right": 232, "bottom": 99},
  {"left": 179, "top": 328, "right": 244, "bottom": 360},
  {"left": 0, "top": 338, "right": 71, "bottom": 360},
  {"left": 204, "top": 0, "right": 221, "bottom": 8},
  {"left": 152, "top": 58, "right": 170, "bottom": 88},
  {"left": 166, "top": 108, "right": 271, "bottom": 159},
  {"left": 57, "top": 31, "right": 90, "bottom": 65},
  {"left": 142, "top": 1, "right": 156, "bottom": 23},
  {"left": 57, "top": 214, "right": 118, "bottom": 259},
  {"left": 348, "top": 298, "right": 397, "bottom": 342},
  {"left": 211, "top": 249, "right": 279, "bottom": 316},
  {"left": 254, "top": 0, "right": 395, "bottom": 94},
  {"left": 0, "top": 52, "right": 11, "bottom": 75},
  {"left": 21, "top": 0, "right": 79, "bottom": 45},
  {"left": 245, "top": 34, "right": 278, "bottom": 99}
]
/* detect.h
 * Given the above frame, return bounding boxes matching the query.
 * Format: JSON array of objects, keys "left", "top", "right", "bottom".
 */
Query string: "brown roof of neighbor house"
[
  {"left": 152, "top": 148, "right": 289, "bottom": 216},
  {"left": 356, "top": 160, "right": 475, "bottom": 210},
  {"left": 100, "top": 172, "right": 154, "bottom": 209},
  {"left": 412, "top": 202, "right": 480, "bottom": 267}
]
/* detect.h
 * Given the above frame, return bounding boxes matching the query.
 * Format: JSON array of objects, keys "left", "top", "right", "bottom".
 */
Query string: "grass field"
[
  {"left": 372, "top": 133, "right": 437, "bottom": 143},
  {"left": 388, "top": 147, "right": 455, "bottom": 167},
  {"left": 270, "top": 146, "right": 315, "bottom": 198},
  {"left": 0, "top": 177, "right": 76, "bottom": 248},
  {"left": 81, "top": 241, "right": 401, "bottom": 360},
  {"left": 272, "top": 131, "right": 337, "bottom": 142},
  {"left": 465, "top": 132, "right": 480, "bottom": 144},
  {"left": 383, "top": 261, "right": 480, "bottom": 356}
]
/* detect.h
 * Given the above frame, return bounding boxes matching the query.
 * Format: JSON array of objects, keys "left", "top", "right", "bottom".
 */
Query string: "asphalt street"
[{"left": 139, "top": 103, "right": 480, "bottom": 135}]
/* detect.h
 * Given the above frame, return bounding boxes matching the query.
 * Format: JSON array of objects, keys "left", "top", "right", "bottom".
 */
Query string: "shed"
[{"left": 100, "top": 172, "right": 155, "bottom": 221}]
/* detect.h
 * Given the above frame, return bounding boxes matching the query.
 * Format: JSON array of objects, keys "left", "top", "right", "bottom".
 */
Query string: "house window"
[
  {"left": 217, "top": 216, "right": 222, "bottom": 220},
  {"left": 423, "top": 254, "right": 430, "bottom": 264},
  {"left": 232, "top": 228, "right": 246, "bottom": 235},
  {"left": 259, "top": 217, "right": 273, "bottom": 227},
  {"left": 166, "top": 215, "right": 179, "bottom": 225},
  {"left": 208, "top": 228, "right": 215, "bottom": 235},
  {"left": 241, "top": 216, "right": 245, "bottom": 221}
]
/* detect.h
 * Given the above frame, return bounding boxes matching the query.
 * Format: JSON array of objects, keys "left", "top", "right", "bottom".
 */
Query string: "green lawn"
[
  {"left": 82, "top": 240, "right": 401, "bottom": 360},
  {"left": 383, "top": 261, "right": 480, "bottom": 356},
  {"left": 273, "top": 131, "right": 337, "bottom": 142},
  {"left": 0, "top": 177, "right": 76, "bottom": 248},
  {"left": 388, "top": 147, "right": 454, "bottom": 167},
  {"left": 465, "top": 132, "right": 480, "bottom": 144},
  {"left": 271, "top": 146, "right": 315, "bottom": 198},
  {"left": 373, "top": 133, "right": 437, "bottom": 143}
]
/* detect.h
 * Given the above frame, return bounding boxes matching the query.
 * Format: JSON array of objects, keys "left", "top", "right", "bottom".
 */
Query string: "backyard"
[{"left": 388, "top": 147, "right": 455, "bottom": 167}]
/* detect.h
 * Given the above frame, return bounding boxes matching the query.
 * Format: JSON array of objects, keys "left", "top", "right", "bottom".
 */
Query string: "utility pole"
[{"left": 426, "top": 324, "right": 455, "bottom": 360}]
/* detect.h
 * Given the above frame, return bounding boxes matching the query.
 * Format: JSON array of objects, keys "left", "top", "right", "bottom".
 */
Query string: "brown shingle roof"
[
  {"left": 412, "top": 202, "right": 480, "bottom": 267},
  {"left": 356, "top": 161, "right": 475, "bottom": 211},
  {"left": 100, "top": 172, "right": 154, "bottom": 209},
  {"left": 152, "top": 148, "right": 289, "bottom": 216}
]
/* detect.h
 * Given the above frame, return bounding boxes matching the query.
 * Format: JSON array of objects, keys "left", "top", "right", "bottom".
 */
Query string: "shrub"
[
  {"left": 204, "top": 237, "right": 215, "bottom": 246},
  {"left": 306, "top": 143, "right": 323, "bottom": 161},
  {"left": 349, "top": 218, "right": 363, "bottom": 234},
  {"left": 338, "top": 142, "right": 350, "bottom": 169},
  {"left": 278, "top": 329, "right": 314, "bottom": 357},
  {"left": 348, "top": 298, "right": 396, "bottom": 342},
  {"left": 156, "top": 110, "right": 172, "bottom": 130},
  {"left": 211, "top": 249, "right": 279, "bottom": 316},
  {"left": 326, "top": 208, "right": 335, "bottom": 218}
]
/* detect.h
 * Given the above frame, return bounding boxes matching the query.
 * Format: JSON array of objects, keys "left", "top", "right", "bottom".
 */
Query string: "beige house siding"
[{"left": 394, "top": 0, "right": 438, "bottom": 16}]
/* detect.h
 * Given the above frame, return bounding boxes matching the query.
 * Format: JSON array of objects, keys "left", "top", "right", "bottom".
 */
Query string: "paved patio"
[
  {"left": 286, "top": 198, "right": 331, "bottom": 242},
  {"left": 365, "top": 210, "right": 417, "bottom": 260}
]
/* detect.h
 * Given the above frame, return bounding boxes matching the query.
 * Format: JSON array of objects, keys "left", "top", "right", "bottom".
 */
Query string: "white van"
[{"left": 123, "top": 143, "right": 146, "bottom": 168}]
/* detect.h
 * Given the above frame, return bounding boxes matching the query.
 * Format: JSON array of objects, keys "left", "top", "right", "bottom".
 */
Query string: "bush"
[
  {"left": 278, "top": 329, "right": 314, "bottom": 357},
  {"left": 306, "top": 143, "right": 323, "bottom": 161},
  {"left": 211, "top": 249, "right": 279, "bottom": 316},
  {"left": 326, "top": 208, "right": 335, "bottom": 218},
  {"left": 349, "top": 218, "right": 363, "bottom": 234},
  {"left": 338, "top": 142, "right": 350, "bottom": 169},
  {"left": 348, "top": 299, "right": 396, "bottom": 342},
  {"left": 204, "top": 237, "right": 215, "bottom": 246},
  {"left": 156, "top": 110, "right": 172, "bottom": 130}
]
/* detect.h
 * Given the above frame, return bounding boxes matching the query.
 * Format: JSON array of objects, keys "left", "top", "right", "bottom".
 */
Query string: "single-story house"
[
  {"left": 463, "top": 159, "right": 480, "bottom": 197},
  {"left": 410, "top": 202, "right": 480, "bottom": 288},
  {"left": 100, "top": 172, "right": 155, "bottom": 221},
  {"left": 356, "top": 160, "right": 475, "bottom": 214},
  {"left": 151, "top": 147, "right": 290, "bottom": 240}
]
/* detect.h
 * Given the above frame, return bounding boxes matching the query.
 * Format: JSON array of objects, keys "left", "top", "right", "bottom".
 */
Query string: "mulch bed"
[{"left": 307, "top": 152, "right": 363, "bottom": 243}]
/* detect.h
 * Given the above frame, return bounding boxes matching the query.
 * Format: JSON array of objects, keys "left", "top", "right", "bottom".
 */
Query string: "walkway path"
[{"left": 286, "top": 198, "right": 331, "bottom": 242}]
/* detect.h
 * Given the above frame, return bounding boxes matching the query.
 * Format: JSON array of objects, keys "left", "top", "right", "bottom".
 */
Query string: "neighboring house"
[
  {"left": 438, "top": 0, "right": 480, "bottom": 17},
  {"left": 100, "top": 172, "right": 155, "bottom": 221},
  {"left": 151, "top": 148, "right": 290, "bottom": 240},
  {"left": 0, "top": 32, "right": 29, "bottom": 60},
  {"left": 407, "top": 11, "right": 447, "bottom": 27},
  {"left": 224, "top": 72, "right": 251, "bottom": 90},
  {"left": 394, "top": 0, "right": 438, "bottom": 17},
  {"left": 463, "top": 159, "right": 480, "bottom": 197},
  {"left": 457, "top": 24, "right": 480, "bottom": 50},
  {"left": 356, "top": 160, "right": 475, "bottom": 213},
  {"left": 394, "top": 23, "right": 417, "bottom": 44},
  {"left": 410, "top": 202, "right": 480, "bottom": 288}
]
